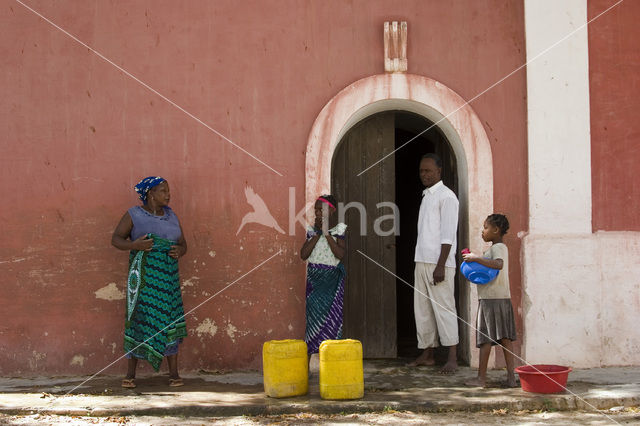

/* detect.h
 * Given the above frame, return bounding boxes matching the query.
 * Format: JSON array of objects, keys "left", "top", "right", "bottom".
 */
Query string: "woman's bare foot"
[
  {"left": 440, "top": 360, "right": 457, "bottom": 374},
  {"left": 168, "top": 377, "right": 184, "bottom": 387},
  {"left": 464, "top": 377, "right": 486, "bottom": 387},
  {"left": 121, "top": 378, "right": 136, "bottom": 388}
]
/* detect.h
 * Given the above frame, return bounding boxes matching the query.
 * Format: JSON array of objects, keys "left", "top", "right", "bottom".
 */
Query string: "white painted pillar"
[
  {"left": 525, "top": 0, "right": 592, "bottom": 234},
  {"left": 523, "top": 0, "right": 599, "bottom": 367}
]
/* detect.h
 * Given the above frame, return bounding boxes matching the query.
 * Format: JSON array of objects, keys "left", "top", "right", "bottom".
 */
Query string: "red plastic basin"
[{"left": 515, "top": 364, "right": 572, "bottom": 394}]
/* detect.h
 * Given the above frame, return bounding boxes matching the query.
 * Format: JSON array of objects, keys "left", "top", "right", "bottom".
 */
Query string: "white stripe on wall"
[{"left": 525, "top": 0, "right": 592, "bottom": 234}]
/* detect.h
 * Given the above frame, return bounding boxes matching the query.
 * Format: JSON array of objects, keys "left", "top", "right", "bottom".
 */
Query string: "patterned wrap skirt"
[
  {"left": 305, "top": 262, "right": 346, "bottom": 354},
  {"left": 476, "top": 298, "right": 517, "bottom": 348},
  {"left": 124, "top": 235, "right": 187, "bottom": 371}
]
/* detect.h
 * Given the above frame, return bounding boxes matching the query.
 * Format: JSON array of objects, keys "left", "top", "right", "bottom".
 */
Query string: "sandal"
[
  {"left": 168, "top": 378, "right": 184, "bottom": 387},
  {"left": 121, "top": 378, "right": 136, "bottom": 388}
]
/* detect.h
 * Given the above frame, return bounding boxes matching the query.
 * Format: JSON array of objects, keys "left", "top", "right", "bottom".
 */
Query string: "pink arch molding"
[{"left": 305, "top": 73, "right": 493, "bottom": 254}]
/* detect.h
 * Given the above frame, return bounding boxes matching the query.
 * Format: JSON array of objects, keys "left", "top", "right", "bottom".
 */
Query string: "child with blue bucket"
[{"left": 462, "top": 214, "right": 517, "bottom": 388}]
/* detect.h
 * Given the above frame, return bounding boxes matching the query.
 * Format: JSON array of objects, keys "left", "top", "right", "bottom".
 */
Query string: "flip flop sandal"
[
  {"left": 121, "top": 378, "right": 136, "bottom": 388},
  {"left": 168, "top": 378, "right": 184, "bottom": 387}
]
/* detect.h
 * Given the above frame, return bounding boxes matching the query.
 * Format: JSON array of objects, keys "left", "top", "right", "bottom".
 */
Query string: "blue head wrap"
[{"left": 134, "top": 176, "right": 166, "bottom": 204}]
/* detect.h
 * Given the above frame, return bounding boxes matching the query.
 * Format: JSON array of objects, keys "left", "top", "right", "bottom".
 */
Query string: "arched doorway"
[
  {"left": 331, "top": 110, "right": 462, "bottom": 359},
  {"left": 305, "top": 73, "right": 494, "bottom": 366}
]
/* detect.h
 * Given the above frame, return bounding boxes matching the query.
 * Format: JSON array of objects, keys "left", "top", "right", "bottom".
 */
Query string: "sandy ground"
[{"left": 1, "top": 407, "right": 639, "bottom": 425}]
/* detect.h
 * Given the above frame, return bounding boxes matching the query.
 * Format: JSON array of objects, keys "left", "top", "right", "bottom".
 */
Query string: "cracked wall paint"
[
  {"left": 94, "top": 282, "right": 125, "bottom": 301},
  {"left": 70, "top": 355, "right": 85, "bottom": 367},
  {"left": 195, "top": 318, "right": 218, "bottom": 338},
  {"left": 226, "top": 323, "right": 238, "bottom": 342},
  {"left": 28, "top": 351, "right": 46, "bottom": 370},
  {"left": 182, "top": 276, "right": 200, "bottom": 287}
]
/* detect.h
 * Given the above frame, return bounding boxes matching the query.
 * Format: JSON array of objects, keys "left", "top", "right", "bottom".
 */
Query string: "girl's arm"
[
  {"left": 462, "top": 252, "right": 503, "bottom": 270},
  {"left": 300, "top": 232, "right": 321, "bottom": 260},
  {"left": 324, "top": 232, "right": 346, "bottom": 260}
]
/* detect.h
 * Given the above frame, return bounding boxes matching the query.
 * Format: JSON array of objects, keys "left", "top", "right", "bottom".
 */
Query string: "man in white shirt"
[{"left": 409, "top": 153, "right": 459, "bottom": 373}]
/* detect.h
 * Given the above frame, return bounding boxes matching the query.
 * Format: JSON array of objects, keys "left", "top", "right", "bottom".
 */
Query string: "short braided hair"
[{"left": 486, "top": 214, "right": 509, "bottom": 236}]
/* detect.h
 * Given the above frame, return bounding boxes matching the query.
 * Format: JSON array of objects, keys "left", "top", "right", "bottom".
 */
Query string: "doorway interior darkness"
[
  {"left": 394, "top": 111, "right": 462, "bottom": 361},
  {"left": 331, "top": 110, "right": 468, "bottom": 362}
]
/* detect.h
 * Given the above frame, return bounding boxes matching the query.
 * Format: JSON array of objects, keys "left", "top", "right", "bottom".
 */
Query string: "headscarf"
[{"left": 134, "top": 176, "right": 166, "bottom": 204}]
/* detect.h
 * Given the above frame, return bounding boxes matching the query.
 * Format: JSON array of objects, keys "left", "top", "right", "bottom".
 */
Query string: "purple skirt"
[{"left": 305, "top": 263, "right": 346, "bottom": 354}]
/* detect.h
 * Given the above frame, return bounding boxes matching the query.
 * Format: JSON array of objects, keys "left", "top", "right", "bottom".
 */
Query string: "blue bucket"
[{"left": 460, "top": 261, "right": 499, "bottom": 285}]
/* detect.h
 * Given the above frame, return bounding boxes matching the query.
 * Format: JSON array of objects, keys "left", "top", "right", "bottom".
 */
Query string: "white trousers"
[{"left": 414, "top": 262, "right": 459, "bottom": 348}]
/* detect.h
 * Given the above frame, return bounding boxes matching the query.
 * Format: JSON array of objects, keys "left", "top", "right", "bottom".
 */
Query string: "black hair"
[
  {"left": 318, "top": 194, "right": 338, "bottom": 207},
  {"left": 421, "top": 153, "right": 442, "bottom": 168},
  {"left": 486, "top": 214, "right": 509, "bottom": 236}
]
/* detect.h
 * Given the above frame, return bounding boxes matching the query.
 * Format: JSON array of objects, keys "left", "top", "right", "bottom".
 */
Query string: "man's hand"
[
  {"left": 433, "top": 243, "right": 452, "bottom": 284},
  {"left": 433, "top": 264, "right": 445, "bottom": 284}
]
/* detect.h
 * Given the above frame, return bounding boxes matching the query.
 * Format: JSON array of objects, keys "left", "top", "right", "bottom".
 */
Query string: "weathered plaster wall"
[
  {"left": 589, "top": 0, "right": 640, "bottom": 231},
  {"left": 1, "top": 0, "right": 527, "bottom": 375},
  {"left": 522, "top": 232, "right": 640, "bottom": 366},
  {"left": 523, "top": 0, "right": 640, "bottom": 367}
]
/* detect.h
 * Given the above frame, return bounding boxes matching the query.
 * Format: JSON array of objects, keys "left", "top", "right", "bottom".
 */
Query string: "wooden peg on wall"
[{"left": 384, "top": 21, "right": 407, "bottom": 73}]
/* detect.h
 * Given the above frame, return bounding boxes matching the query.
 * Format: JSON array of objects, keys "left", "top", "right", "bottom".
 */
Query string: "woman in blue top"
[{"left": 112, "top": 177, "right": 188, "bottom": 388}]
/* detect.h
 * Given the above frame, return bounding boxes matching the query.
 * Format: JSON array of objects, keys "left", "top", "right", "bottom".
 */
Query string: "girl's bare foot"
[
  {"left": 464, "top": 377, "right": 486, "bottom": 387},
  {"left": 504, "top": 374, "right": 519, "bottom": 388}
]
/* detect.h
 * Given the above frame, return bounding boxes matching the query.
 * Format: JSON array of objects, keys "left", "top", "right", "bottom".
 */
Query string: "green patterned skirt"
[{"left": 124, "top": 234, "right": 187, "bottom": 371}]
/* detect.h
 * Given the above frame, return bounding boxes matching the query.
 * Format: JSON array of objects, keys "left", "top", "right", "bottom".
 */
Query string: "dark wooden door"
[{"left": 332, "top": 112, "right": 397, "bottom": 358}]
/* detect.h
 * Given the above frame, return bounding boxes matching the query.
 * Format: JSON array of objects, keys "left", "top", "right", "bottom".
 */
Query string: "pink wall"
[
  {"left": 589, "top": 0, "right": 640, "bottom": 231},
  {"left": 0, "top": 0, "right": 527, "bottom": 374}
]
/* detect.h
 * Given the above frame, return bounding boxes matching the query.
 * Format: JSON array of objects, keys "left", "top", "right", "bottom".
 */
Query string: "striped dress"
[{"left": 304, "top": 223, "right": 347, "bottom": 354}]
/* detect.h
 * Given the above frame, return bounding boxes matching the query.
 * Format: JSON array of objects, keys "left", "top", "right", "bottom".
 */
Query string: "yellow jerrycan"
[
  {"left": 262, "top": 339, "right": 308, "bottom": 398},
  {"left": 319, "top": 339, "right": 364, "bottom": 400}
]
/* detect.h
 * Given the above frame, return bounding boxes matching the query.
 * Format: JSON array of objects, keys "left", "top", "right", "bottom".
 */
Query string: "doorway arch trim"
[{"left": 306, "top": 73, "right": 493, "bottom": 252}]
